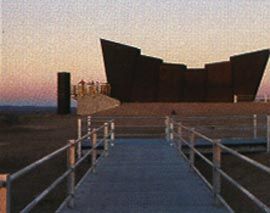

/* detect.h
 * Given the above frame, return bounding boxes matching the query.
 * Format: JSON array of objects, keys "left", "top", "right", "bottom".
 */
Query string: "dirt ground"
[{"left": 0, "top": 103, "right": 270, "bottom": 212}]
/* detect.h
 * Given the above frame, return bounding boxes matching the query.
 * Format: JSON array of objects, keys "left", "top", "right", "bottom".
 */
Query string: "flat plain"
[{"left": 0, "top": 103, "right": 270, "bottom": 212}]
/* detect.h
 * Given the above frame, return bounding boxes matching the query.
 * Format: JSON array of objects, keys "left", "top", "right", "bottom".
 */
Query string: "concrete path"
[{"left": 59, "top": 139, "right": 228, "bottom": 213}]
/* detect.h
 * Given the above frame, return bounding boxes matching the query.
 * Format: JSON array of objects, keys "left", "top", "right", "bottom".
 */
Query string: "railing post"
[
  {"left": 264, "top": 94, "right": 268, "bottom": 103},
  {"left": 178, "top": 123, "right": 182, "bottom": 152},
  {"left": 267, "top": 116, "right": 270, "bottom": 153},
  {"left": 0, "top": 174, "right": 11, "bottom": 213},
  {"left": 87, "top": 116, "right": 91, "bottom": 140},
  {"left": 67, "top": 139, "right": 76, "bottom": 208},
  {"left": 104, "top": 123, "right": 109, "bottom": 157},
  {"left": 253, "top": 114, "right": 257, "bottom": 139},
  {"left": 212, "top": 139, "right": 221, "bottom": 205},
  {"left": 169, "top": 121, "right": 174, "bottom": 145},
  {"left": 233, "top": 94, "right": 238, "bottom": 103},
  {"left": 92, "top": 129, "right": 97, "bottom": 173},
  {"left": 165, "top": 116, "right": 170, "bottom": 141},
  {"left": 77, "top": 118, "right": 82, "bottom": 159},
  {"left": 110, "top": 121, "right": 115, "bottom": 146},
  {"left": 189, "top": 128, "right": 195, "bottom": 167}
]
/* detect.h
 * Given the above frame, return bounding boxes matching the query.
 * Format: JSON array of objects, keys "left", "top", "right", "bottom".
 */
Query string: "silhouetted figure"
[{"left": 171, "top": 110, "right": 177, "bottom": 116}]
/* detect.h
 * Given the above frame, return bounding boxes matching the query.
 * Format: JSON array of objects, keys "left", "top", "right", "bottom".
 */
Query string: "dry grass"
[
  {"left": 95, "top": 102, "right": 270, "bottom": 116},
  {"left": 0, "top": 103, "right": 270, "bottom": 212}
]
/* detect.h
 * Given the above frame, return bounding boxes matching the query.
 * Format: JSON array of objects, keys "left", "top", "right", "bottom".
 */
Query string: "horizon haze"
[{"left": 1, "top": 0, "right": 269, "bottom": 106}]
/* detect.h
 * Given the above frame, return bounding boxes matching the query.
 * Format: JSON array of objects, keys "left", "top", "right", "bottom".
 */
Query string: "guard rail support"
[
  {"left": 67, "top": 140, "right": 76, "bottom": 208},
  {"left": 169, "top": 121, "right": 174, "bottom": 144},
  {"left": 189, "top": 128, "right": 195, "bottom": 167},
  {"left": 92, "top": 130, "right": 97, "bottom": 173},
  {"left": 87, "top": 116, "right": 91, "bottom": 140},
  {"left": 213, "top": 139, "right": 221, "bottom": 205},
  {"left": 165, "top": 116, "right": 170, "bottom": 141},
  {"left": 233, "top": 95, "right": 238, "bottom": 103},
  {"left": 267, "top": 115, "right": 270, "bottom": 153},
  {"left": 0, "top": 174, "right": 10, "bottom": 213},
  {"left": 104, "top": 123, "right": 109, "bottom": 157},
  {"left": 77, "top": 118, "right": 82, "bottom": 159},
  {"left": 253, "top": 114, "right": 257, "bottom": 139},
  {"left": 110, "top": 121, "right": 115, "bottom": 146},
  {"left": 178, "top": 124, "right": 182, "bottom": 152}
]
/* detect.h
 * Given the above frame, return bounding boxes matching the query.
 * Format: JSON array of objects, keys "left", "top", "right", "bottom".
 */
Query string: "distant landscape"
[
  {"left": 0, "top": 106, "right": 76, "bottom": 114},
  {"left": 1, "top": 103, "right": 270, "bottom": 212}
]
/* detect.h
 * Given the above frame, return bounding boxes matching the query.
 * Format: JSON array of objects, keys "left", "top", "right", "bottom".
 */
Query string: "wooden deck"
[{"left": 58, "top": 139, "right": 228, "bottom": 213}]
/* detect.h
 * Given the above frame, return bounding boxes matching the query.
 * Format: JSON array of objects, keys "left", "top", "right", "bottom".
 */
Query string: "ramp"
[
  {"left": 58, "top": 139, "right": 228, "bottom": 213},
  {"left": 76, "top": 94, "right": 120, "bottom": 115}
]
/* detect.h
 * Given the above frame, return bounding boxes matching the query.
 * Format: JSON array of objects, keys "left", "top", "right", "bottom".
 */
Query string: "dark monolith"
[{"left": 57, "top": 72, "right": 71, "bottom": 114}]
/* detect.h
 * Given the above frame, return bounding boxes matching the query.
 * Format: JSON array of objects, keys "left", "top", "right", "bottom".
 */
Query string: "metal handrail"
[
  {"left": 10, "top": 144, "right": 70, "bottom": 182},
  {"left": 172, "top": 114, "right": 266, "bottom": 119},
  {"left": 92, "top": 115, "right": 166, "bottom": 119},
  {"left": 10, "top": 126, "right": 100, "bottom": 182},
  {"left": 176, "top": 114, "right": 267, "bottom": 139},
  {"left": 175, "top": 121, "right": 270, "bottom": 175},
  {"left": 218, "top": 143, "right": 270, "bottom": 175},
  {"left": 113, "top": 125, "right": 164, "bottom": 128},
  {"left": 55, "top": 150, "right": 107, "bottom": 213},
  {"left": 21, "top": 169, "right": 72, "bottom": 213},
  {"left": 20, "top": 136, "right": 107, "bottom": 212},
  {"left": 171, "top": 118, "right": 270, "bottom": 212},
  {"left": 218, "top": 168, "right": 270, "bottom": 212},
  {"left": 76, "top": 125, "right": 105, "bottom": 142},
  {"left": 0, "top": 118, "right": 114, "bottom": 213},
  {"left": 175, "top": 134, "right": 214, "bottom": 167}
]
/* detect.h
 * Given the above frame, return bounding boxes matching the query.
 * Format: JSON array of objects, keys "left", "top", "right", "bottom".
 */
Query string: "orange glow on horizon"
[{"left": 1, "top": 1, "right": 269, "bottom": 105}]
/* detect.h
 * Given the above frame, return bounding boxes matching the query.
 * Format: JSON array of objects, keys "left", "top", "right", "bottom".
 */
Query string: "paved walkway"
[{"left": 59, "top": 139, "right": 228, "bottom": 213}]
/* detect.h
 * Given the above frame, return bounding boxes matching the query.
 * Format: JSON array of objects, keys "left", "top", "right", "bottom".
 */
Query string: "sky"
[{"left": 0, "top": 0, "right": 269, "bottom": 106}]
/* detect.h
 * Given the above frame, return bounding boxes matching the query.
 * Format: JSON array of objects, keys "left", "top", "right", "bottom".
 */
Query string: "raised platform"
[
  {"left": 181, "top": 137, "right": 267, "bottom": 154},
  {"left": 76, "top": 94, "right": 120, "bottom": 115},
  {"left": 58, "top": 139, "right": 228, "bottom": 212}
]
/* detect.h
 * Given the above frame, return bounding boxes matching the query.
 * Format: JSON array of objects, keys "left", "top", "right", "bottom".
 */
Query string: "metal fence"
[
  {"left": 71, "top": 82, "right": 111, "bottom": 97},
  {"left": 167, "top": 117, "right": 270, "bottom": 212},
  {"left": 173, "top": 114, "right": 270, "bottom": 141},
  {"left": 85, "top": 115, "right": 166, "bottom": 138},
  {"left": 234, "top": 94, "right": 270, "bottom": 103},
  {"left": 1, "top": 115, "right": 270, "bottom": 212},
  {"left": 0, "top": 119, "right": 114, "bottom": 213}
]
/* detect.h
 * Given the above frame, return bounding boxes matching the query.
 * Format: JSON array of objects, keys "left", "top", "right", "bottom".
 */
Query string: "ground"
[{"left": 0, "top": 103, "right": 270, "bottom": 212}]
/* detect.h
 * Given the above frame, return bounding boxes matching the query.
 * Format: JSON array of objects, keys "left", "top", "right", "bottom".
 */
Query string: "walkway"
[{"left": 59, "top": 139, "right": 228, "bottom": 213}]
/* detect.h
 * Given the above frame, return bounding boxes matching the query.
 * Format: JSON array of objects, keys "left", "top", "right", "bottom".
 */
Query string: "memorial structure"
[
  {"left": 101, "top": 39, "right": 269, "bottom": 102},
  {"left": 57, "top": 72, "right": 71, "bottom": 114}
]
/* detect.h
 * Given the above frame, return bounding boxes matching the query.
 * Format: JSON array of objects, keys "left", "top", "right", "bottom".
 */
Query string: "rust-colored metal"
[
  {"left": 184, "top": 69, "right": 207, "bottom": 102},
  {"left": 100, "top": 39, "right": 140, "bottom": 102},
  {"left": 230, "top": 49, "right": 270, "bottom": 101},
  {"left": 131, "top": 55, "right": 162, "bottom": 102},
  {"left": 101, "top": 39, "right": 269, "bottom": 103},
  {"left": 205, "top": 61, "right": 233, "bottom": 102},
  {"left": 158, "top": 63, "right": 186, "bottom": 101},
  {"left": 0, "top": 174, "right": 10, "bottom": 213}
]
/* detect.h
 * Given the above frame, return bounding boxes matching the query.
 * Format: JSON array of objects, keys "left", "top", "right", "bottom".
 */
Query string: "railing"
[
  {"left": 0, "top": 119, "right": 115, "bottom": 213},
  {"left": 233, "top": 94, "right": 270, "bottom": 103},
  {"left": 71, "top": 82, "right": 111, "bottom": 97},
  {"left": 173, "top": 114, "right": 270, "bottom": 142},
  {"left": 1, "top": 115, "right": 270, "bottom": 212},
  {"left": 85, "top": 115, "right": 166, "bottom": 138},
  {"left": 166, "top": 117, "right": 270, "bottom": 212}
]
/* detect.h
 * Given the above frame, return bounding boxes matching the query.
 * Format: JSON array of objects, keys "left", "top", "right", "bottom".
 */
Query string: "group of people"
[{"left": 72, "top": 80, "right": 111, "bottom": 97}]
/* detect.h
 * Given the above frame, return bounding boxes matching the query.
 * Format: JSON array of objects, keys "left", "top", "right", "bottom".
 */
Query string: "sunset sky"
[{"left": 1, "top": 0, "right": 269, "bottom": 106}]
